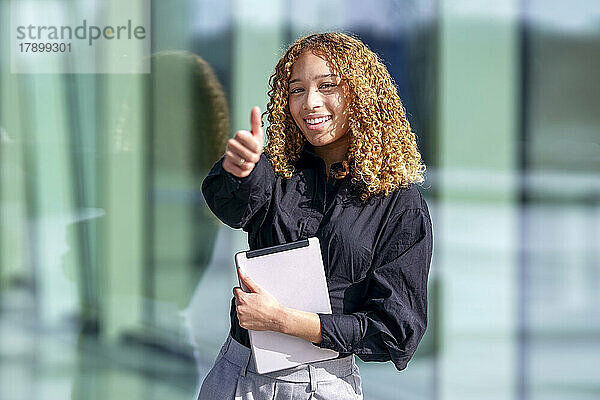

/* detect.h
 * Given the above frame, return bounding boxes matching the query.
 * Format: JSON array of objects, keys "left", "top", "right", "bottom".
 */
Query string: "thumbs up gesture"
[{"left": 223, "top": 106, "right": 265, "bottom": 178}]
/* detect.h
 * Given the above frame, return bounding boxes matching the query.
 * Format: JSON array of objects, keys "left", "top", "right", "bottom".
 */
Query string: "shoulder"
[
  {"left": 373, "top": 185, "right": 433, "bottom": 259},
  {"left": 386, "top": 184, "right": 430, "bottom": 217}
]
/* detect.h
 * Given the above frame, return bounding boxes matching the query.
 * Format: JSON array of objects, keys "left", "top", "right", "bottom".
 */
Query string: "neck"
[{"left": 313, "top": 134, "right": 350, "bottom": 175}]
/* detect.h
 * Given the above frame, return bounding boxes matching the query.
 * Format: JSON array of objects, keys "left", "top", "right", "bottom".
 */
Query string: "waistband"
[{"left": 219, "top": 334, "right": 356, "bottom": 383}]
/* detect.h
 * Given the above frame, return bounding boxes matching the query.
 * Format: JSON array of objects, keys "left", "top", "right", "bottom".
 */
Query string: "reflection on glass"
[{"left": 1, "top": 0, "right": 598, "bottom": 399}]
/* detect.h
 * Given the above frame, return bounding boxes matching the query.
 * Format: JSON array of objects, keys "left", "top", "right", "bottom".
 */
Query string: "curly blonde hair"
[{"left": 264, "top": 32, "right": 425, "bottom": 199}]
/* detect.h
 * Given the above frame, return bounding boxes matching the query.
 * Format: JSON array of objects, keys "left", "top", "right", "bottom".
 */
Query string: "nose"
[{"left": 304, "top": 88, "right": 323, "bottom": 110}]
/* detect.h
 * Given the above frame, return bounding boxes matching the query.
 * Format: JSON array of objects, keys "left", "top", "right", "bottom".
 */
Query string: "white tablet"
[{"left": 234, "top": 237, "right": 339, "bottom": 374}]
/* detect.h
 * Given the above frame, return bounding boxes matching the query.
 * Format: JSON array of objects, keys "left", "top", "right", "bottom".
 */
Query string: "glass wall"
[
  {"left": 522, "top": 1, "right": 600, "bottom": 399},
  {"left": 0, "top": 0, "right": 598, "bottom": 399}
]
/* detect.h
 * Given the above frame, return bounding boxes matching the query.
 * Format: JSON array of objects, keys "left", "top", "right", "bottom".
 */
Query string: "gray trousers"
[{"left": 198, "top": 335, "right": 363, "bottom": 399}]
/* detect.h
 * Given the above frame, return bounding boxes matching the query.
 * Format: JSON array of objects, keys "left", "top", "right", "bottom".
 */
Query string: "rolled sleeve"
[
  {"left": 201, "top": 154, "right": 275, "bottom": 230},
  {"left": 316, "top": 313, "right": 362, "bottom": 352},
  {"left": 313, "top": 208, "right": 433, "bottom": 371}
]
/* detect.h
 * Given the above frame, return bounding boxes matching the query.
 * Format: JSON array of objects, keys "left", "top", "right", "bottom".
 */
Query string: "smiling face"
[{"left": 288, "top": 51, "right": 350, "bottom": 150}]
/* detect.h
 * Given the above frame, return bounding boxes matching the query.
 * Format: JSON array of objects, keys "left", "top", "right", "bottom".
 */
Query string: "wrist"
[{"left": 274, "top": 305, "right": 289, "bottom": 334}]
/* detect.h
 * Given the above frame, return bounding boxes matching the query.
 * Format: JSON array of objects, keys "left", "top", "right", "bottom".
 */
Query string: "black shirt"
[{"left": 201, "top": 145, "right": 433, "bottom": 371}]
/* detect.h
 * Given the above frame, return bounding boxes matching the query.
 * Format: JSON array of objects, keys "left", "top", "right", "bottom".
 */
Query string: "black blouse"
[{"left": 201, "top": 145, "right": 433, "bottom": 371}]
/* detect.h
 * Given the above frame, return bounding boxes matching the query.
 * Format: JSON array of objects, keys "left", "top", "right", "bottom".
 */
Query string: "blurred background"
[{"left": 1, "top": 0, "right": 599, "bottom": 399}]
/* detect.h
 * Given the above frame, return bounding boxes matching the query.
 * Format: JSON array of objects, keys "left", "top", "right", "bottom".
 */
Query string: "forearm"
[
  {"left": 278, "top": 307, "right": 322, "bottom": 344},
  {"left": 202, "top": 155, "right": 274, "bottom": 228}
]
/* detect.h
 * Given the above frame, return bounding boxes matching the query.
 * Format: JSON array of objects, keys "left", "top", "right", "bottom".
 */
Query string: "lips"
[{"left": 304, "top": 115, "right": 332, "bottom": 130}]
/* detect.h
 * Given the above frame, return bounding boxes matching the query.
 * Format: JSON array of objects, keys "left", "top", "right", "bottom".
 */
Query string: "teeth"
[{"left": 306, "top": 116, "right": 331, "bottom": 125}]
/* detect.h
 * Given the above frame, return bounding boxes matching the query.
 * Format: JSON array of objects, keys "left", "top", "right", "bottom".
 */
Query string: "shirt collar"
[{"left": 297, "top": 142, "right": 348, "bottom": 178}]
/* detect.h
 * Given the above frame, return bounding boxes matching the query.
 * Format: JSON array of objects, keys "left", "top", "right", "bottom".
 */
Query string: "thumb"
[
  {"left": 238, "top": 267, "right": 261, "bottom": 293},
  {"left": 250, "top": 106, "right": 264, "bottom": 145}
]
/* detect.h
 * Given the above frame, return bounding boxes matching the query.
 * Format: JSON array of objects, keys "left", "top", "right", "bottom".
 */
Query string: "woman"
[{"left": 199, "top": 32, "right": 433, "bottom": 400}]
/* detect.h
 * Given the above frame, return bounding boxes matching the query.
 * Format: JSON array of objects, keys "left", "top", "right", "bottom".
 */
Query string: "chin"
[{"left": 304, "top": 133, "right": 335, "bottom": 147}]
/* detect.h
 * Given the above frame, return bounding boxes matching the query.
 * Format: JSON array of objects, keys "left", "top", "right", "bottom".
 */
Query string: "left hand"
[{"left": 233, "top": 268, "right": 285, "bottom": 332}]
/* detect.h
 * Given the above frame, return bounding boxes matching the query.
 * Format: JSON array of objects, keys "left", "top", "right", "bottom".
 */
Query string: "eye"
[
  {"left": 289, "top": 87, "right": 304, "bottom": 94},
  {"left": 320, "top": 82, "right": 337, "bottom": 90}
]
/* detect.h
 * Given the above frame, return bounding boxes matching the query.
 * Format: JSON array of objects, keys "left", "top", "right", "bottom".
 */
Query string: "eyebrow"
[{"left": 289, "top": 73, "right": 338, "bottom": 84}]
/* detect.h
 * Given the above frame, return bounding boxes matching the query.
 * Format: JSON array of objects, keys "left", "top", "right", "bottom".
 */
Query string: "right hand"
[{"left": 223, "top": 106, "right": 264, "bottom": 178}]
